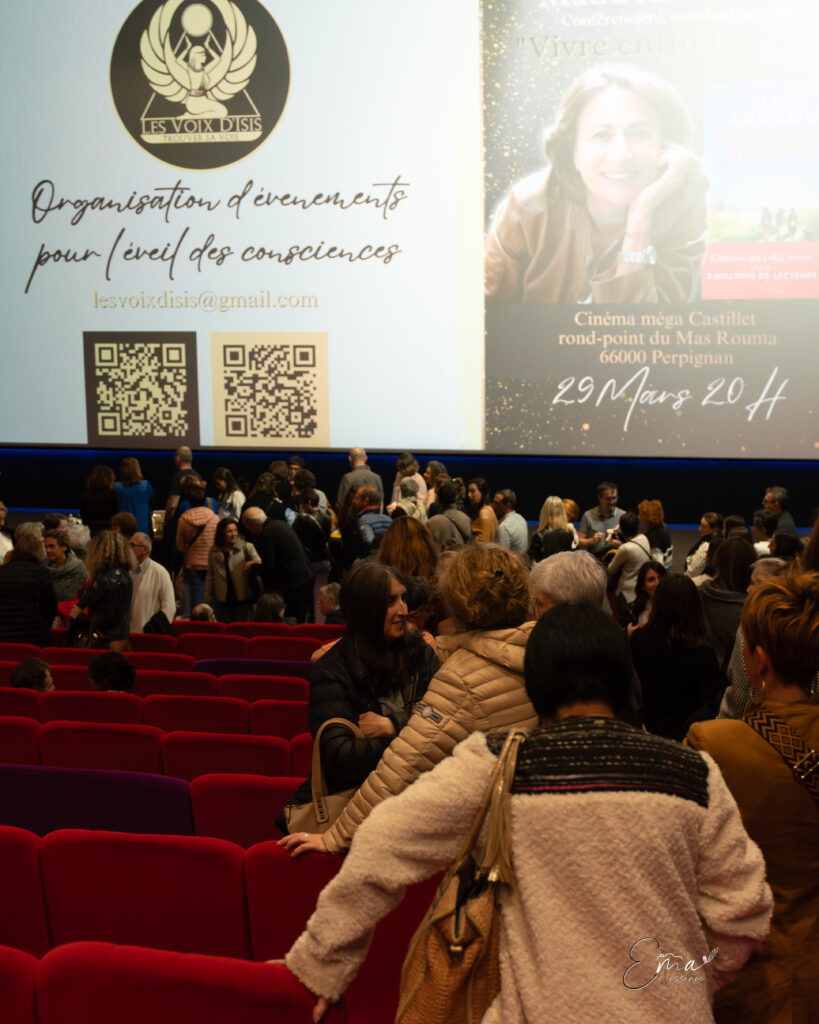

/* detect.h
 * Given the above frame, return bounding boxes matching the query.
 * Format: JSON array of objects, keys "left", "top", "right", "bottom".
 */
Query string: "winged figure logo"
[{"left": 140, "top": 0, "right": 257, "bottom": 120}]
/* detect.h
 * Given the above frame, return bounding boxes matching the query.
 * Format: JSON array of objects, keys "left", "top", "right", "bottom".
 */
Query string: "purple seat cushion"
[{"left": 0, "top": 764, "right": 193, "bottom": 836}]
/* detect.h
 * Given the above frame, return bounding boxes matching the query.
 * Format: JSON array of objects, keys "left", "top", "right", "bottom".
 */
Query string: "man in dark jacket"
[
  {"left": 336, "top": 447, "right": 384, "bottom": 511},
  {"left": 241, "top": 506, "right": 314, "bottom": 622}
]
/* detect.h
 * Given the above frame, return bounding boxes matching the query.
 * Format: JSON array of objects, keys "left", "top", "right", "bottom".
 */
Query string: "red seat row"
[
  {"left": 0, "top": 762, "right": 304, "bottom": 848},
  {"left": 0, "top": 945, "right": 343, "bottom": 1024},
  {"left": 0, "top": 824, "right": 439, "bottom": 1023},
  {"left": 0, "top": 634, "right": 324, "bottom": 664},
  {"left": 0, "top": 666, "right": 309, "bottom": 698},
  {"left": 0, "top": 688, "right": 309, "bottom": 739},
  {"left": 48, "top": 622, "right": 345, "bottom": 641},
  {"left": 0, "top": 716, "right": 315, "bottom": 779}
]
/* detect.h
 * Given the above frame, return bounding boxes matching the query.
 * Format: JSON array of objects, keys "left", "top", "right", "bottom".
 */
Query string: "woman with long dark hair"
[
  {"left": 631, "top": 573, "right": 722, "bottom": 740},
  {"left": 700, "top": 536, "right": 755, "bottom": 672},
  {"left": 277, "top": 562, "right": 439, "bottom": 834},
  {"left": 212, "top": 467, "right": 246, "bottom": 520},
  {"left": 466, "top": 477, "right": 498, "bottom": 544},
  {"left": 626, "top": 559, "right": 666, "bottom": 636},
  {"left": 280, "top": 545, "right": 540, "bottom": 858},
  {"left": 685, "top": 511, "right": 722, "bottom": 578}
]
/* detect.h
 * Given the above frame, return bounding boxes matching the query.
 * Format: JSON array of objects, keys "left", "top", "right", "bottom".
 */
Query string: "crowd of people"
[{"left": 1, "top": 450, "right": 818, "bottom": 1021}]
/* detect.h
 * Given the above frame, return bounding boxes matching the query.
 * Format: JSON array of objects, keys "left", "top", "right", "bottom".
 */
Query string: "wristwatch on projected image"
[{"left": 617, "top": 245, "right": 657, "bottom": 266}]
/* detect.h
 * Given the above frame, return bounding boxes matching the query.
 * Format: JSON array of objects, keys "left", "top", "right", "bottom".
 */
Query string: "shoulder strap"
[
  {"left": 445, "top": 508, "right": 471, "bottom": 542},
  {"left": 451, "top": 730, "right": 527, "bottom": 884},
  {"left": 744, "top": 705, "right": 819, "bottom": 806},
  {"left": 311, "top": 717, "right": 366, "bottom": 825}
]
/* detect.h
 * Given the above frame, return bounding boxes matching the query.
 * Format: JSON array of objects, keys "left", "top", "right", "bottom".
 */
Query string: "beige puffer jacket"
[{"left": 322, "top": 621, "right": 539, "bottom": 854}]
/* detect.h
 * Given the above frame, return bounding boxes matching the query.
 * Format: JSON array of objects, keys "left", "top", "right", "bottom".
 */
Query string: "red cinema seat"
[
  {"left": 248, "top": 700, "right": 309, "bottom": 741},
  {"left": 0, "top": 944, "right": 37, "bottom": 1024},
  {"left": 190, "top": 774, "right": 303, "bottom": 847},
  {"left": 36, "top": 944, "right": 345, "bottom": 1024},
  {"left": 0, "top": 716, "right": 40, "bottom": 765},
  {"left": 0, "top": 825, "right": 51, "bottom": 956},
  {"left": 350, "top": 872, "right": 443, "bottom": 1023},
  {"left": 292, "top": 624, "right": 346, "bottom": 641},
  {"left": 41, "top": 647, "right": 97, "bottom": 666},
  {"left": 128, "top": 633, "right": 178, "bottom": 654},
  {"left": 177, "top": 634, "right": 250, "bottom": 660},
  {"left": 162, "top": 732, "right": 290, "bottom": 781},
  {"left": 40, "top": 830, "right": 251, "bottom": 958},
  {"left": 0, "top": 686, "right": 40, "bottom": 719},
  {"left": 134, "top": 670, "right": 217, "bottom": 698},
  {"left": 216, "top": 675, "right": 309, "bottom": 703},
  {"left": 245, "top": 844, "right": 442, "bottom": 1024},
  {"left": 39, "top": 722, "right": 163, "bottom": 773},
  {"left": 40, "top": 691, "right": 142, "bottom": 725},
  {"left": 225, "top": 622, "right": 292, "bottom": 638},
  {"left": 49, "top": 664, "right": 93, "bottom": 691},
  {"left": 171, "top": 620, "right": 226, "bottom": 636},
  {"left": 143, "top": 695, "right": 248, "bottom": 735},
  {"left": 245, "top": 843, "right": 343, "bottom": 958},
  {"left": 127, "top": 652, "right": 197, "bottom": 673},
  {"left": 290, "top": 733, "right": 313, "bottom": 777},
  {"left": 0, "top": 661, "right": 16, "bottom": 685},
  {"left": 0, "top": 643, "right": 40, "bottom": 662},
  {"left": 249, "top": 637, "right": 321, "bottom": 661},
  {"left": 49, "top": 627, "right": 67, "bottom": 645}
]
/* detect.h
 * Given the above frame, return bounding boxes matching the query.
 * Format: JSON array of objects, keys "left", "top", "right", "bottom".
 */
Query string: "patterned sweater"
[{"left": 287, "top": 719, "right": 772, "bottom": 1023}]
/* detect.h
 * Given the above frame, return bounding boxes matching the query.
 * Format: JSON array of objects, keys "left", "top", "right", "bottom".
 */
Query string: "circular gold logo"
[{"left": 111, "top": 0, "right": 289, "bottom": 170}]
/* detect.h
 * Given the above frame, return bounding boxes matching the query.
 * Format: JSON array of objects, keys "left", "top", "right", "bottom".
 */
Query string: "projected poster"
[
  {"left": 484, "top": 0, "right": 819, "bottom": 458},
  {"left": 1, "top": 1, "right": 484, "bottom": 451}
]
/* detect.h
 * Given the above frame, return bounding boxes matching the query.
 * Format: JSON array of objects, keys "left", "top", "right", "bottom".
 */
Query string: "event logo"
[{"left": 111, "top": 0, "right": 289, "bottom": 170}]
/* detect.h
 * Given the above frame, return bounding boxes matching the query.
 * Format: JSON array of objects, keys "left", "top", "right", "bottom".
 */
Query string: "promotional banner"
[
  {"left": 1, "top": 1, "right": 484, "bottom": 450},
  {"left": 3, "top": 0, "right": 818, "bottom": 460},
  {"left": 484, "top": 0, "right": 819, "bottom": 458}
]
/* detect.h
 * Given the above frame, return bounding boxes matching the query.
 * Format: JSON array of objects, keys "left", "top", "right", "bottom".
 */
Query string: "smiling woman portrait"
[{"left": 485, "top": 63, "right": 707, "bottom": 304}]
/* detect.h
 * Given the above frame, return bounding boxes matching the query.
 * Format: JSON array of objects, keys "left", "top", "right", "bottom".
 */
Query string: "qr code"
[
  {"left": 211, "top": 333, "right": 329, "bottom": 447},
  {"left": 83, "top": 332, "right": 199, "bottom": 448}
]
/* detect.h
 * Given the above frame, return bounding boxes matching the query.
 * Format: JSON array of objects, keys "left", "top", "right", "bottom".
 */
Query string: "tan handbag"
[
  {"left": 395, "top": 729, "right": 527, "bottom": 1024},
  {"left": 283, "top": 717, "right": 366, "bottom": 835}
]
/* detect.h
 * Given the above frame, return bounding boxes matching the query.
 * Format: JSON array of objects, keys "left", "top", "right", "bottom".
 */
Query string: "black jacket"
[
  {"left": 254, "top": 519, "right": 314, "bottom": 593},
  {"left": 282, "top": 634, "right": 439, "bottom": 817},
  {"left": 0, "top": 555, "right": 58, "bottom": 646},
  {"left": 292, "top": 511, "right": 331, "bottom": 563},
  {"left": 631, "top": 627, "right": 723, "bottom": 741}
]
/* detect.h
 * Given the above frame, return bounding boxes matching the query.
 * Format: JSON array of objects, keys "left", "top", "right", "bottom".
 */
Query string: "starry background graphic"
[{"left": 482, "top": 0, "right": 819, "bottom": 458}]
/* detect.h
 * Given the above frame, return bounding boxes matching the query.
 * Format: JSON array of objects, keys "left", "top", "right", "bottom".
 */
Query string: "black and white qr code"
[
  {"left": 212, "top": 334, "right": 329, "bottom": 447},
  {"left": 83, "top": 332, "right": 199, "bottom": 448}
]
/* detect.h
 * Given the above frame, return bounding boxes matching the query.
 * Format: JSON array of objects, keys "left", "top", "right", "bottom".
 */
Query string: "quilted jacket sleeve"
[
  {"left": 321, "top": 627, "right": 537, "bottom": 855},
  {"left": 322, "top": 656, "right": 479, "bottom": 852}
]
